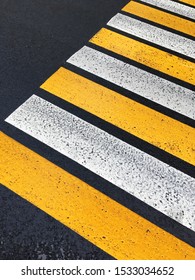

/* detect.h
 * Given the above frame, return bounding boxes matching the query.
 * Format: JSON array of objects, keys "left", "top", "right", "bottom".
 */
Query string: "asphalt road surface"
[{"left": 0, "top": 0, "right": 195, "bottom": 259}]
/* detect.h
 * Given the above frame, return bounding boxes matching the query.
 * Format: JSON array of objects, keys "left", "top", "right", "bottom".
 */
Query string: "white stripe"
[
  {"left": 107, "top": 13, "right": 195, "bottom": 59},
  {"left": 5, "top": 95, "right": 195, "bottom": 230},
  {"left": 67, "top": 46, "right": 195, "bottom": 120},
  {"left": 140, "top": 0, "right": 195, "bottom": 20}
]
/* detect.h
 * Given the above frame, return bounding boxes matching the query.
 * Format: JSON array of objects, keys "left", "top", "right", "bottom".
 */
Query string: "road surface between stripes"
[
  {"left": 41, "top": 67, "right": 195, "bottom": 165},
  {"left": 139, "top": 0, "right": 195, "bottom": 19},
  {"left": 67, "top": 46, "right": 195, "bottom": 121},
  {"left": 0, "top": 132, "right": 195, "bottom": 260},
  {"left": 5, "top": 95, "right": 195, "bottom": 230},
  {"left": 90, "top": 28, "right": 195, "bottom": 84},
  {"left": 2, "top": 0, "right": 195, "bottom": 260},
  {"left": 107, "top": 13, "right": 195, "bottom": 58},
  {"left": 122, "top": 1, "right": 195, "bottom": 36}
]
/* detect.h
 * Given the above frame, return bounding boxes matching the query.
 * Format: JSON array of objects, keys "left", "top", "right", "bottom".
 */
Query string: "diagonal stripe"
[
  {"left": 179, "top": 0, "right": 195, "bottom": 7},
  {"left": 67, "top": 46, "right": 195, "bottom": 120},
  {"left": 41, "top": 67, "right": 195, "bottom": 164},
  {"left": 138, "top": 0, "right": 195, "bottom": 20},
  {"left": 89, "top": 28, "right": 195, "bottom": 85},
  {"left": 0, "top": 183, "right": 113, "bottom": 260},
  {"left": 122, "top": 1, "right": 195, "bottom": 37},
  {"left": 1, "top": 132, "right": 195, "bottom": 260},
  {"left": 5, "top": 95, "right": 195, "bottom": 230},
  {"left": 107, "top": 13, "right": 195, "bottom": 59}
]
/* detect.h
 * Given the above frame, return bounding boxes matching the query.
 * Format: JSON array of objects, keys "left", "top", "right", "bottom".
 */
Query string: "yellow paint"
[
  {"left": 179, "top": 0, "right": 195, "bottom": 6},
  {"left": 0, "top": 132, "right": 195, "bottom": 259},
  {"left": 122, "top": 1, "right": 195, "bottom": 37},
  {"left": 41, "top": 67, "right": 195, "bottom": 166},
  {"left": 90, "top": 28, "right": 195, "bottom": 85}
]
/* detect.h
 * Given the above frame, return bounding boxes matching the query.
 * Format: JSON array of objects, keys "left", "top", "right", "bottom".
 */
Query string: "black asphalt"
[
  {"left": 0, "top": 0, "right": 129, "bottom": 260},
  {"left": 1, "top": 0, "right": 195, "bottom": 260}
]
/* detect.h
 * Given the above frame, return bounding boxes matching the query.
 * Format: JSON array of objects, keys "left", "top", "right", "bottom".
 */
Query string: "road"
[{"left": 0, "top": 0, "right": 195, "bottom": 259}]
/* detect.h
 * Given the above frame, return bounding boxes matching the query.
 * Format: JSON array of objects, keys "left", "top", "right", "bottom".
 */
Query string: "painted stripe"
[
  {"left": 139, "top": 0, "right": 195, "bottom": 20},
  {"left": 179, "top": 0, "right": 195, "bottom": 7},
  {"left": 89, "top": 28, "right": 195, "bottom": 85},
  {"left": 122, "top": 1, "right": 195, "bottom": 37},
  {"left": 5, "top": 95, "right": 195, "bottom": 230},
  {"left": 41, "top": 67, "right": 195, "bottom": 165},
  {"left": 67, "top": 46, "right": 195, "bottom": 120},
  {"left": 1, "top": 132, "right": 195, "bottom": 260},
  {"left": 107, "top": 13, "right": 195, "bottom": 59}
]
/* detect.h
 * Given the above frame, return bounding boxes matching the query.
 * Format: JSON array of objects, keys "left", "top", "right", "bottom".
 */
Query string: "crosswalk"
[
  {"left": 107, "top": 13, "right": 195, "bottom": 57},
  {"left": 66, "top": 47, "right": 195, "bottom": 121},
  {"left": 122, "top": 1, "right": 195, "bottom": 36},
  {"left": 1, "top": 0, "right": 195, "bottom": 259},
  {"left": 135, "top": 0, "right": 195, "bottom": 19}
]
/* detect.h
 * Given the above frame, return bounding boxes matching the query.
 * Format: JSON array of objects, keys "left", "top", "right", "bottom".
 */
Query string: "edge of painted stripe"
[
  {"left": 0, "top": 183, "right": 114, "bottom": 260},
  {"left": 8, "top": 95, "right": 194, "bottom": 229},
  {"left": 135, "top": 0, "right": 195, "bottom": 21},
  {"left": 63, "top": 62, "right": 195, "bottom": 129},
  {"left": 1, "top": 122, "right": 195, "bottom": 248},
  {"left": 119, "top": 10, "right": 195, "bottom": 41},
  {"left": 105, "top": 24, "right": 195, "bottom": 63},
  {"left": 84, "top": 43, "right": 195, "bottom": 92}
]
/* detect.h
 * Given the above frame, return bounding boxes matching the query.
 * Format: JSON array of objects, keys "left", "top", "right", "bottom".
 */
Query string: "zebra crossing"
[
  {"left": 135, "top": 0, "right": 195, "bottom": 19},
  {"left": 107, "top": 13, "right": 195, "bottom": 58},
  {"left": 122, "top": 1, "right": 195, "bottom": 36},
  {"left": 66, "top": 46, "right": 195, "bottom": 121},
  {"left": 0, "top": 0, "right": 195, "bottom": 259}
]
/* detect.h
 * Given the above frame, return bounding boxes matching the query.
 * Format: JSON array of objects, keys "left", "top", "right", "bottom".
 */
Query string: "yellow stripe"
[
  {"left": 122, "top": 1, "right": 195, "bottom": 37},
  {"left": 179, "top": 0, "right": 195, "bottom": 6},
  {"left": 90, "top": 28, "right": 195, "bottom": 85},
  {"left": 0, "top": 132, "right": 195, "bottom": 260},
  {"left": 41, "top": 67, "right": 195, "bottom": 166}
]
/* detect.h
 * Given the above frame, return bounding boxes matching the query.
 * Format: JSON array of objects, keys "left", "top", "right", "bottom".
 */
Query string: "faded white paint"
[
  {"left": 140, "top": 0, "right": 195, "bottom": 20},
  {"left": 6, "top": 95, "right": 195, "bottom": 230},
  {"left": 67, "top": 46, "right": 195, "bottom": 120},
  {"left": 108, "top": 13, "right": 195, "bottom": 59}
]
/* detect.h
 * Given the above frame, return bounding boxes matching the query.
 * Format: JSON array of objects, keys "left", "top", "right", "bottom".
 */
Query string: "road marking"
[
  {"left": 122, "top": 1, "right": 195, "bottom": 37},
  {"left": 89, "top": 28, "right": 195, "bottom": 85},
  {"left": 67, "top": 46, "right": 195, "bottom": 120},
  {"left": 138, "top": 0, "right": 195, "bottom": 20},
  {"left": 5, "top": 95, "right": 195, "bottom": 230},
  {"left": 107, "top": 13, "right": 195, "bottom": 59},
  {"left": 41, "top": 66, "right": 195, "bottom": 165},
  {"left": 180, "top": 0, "right": 195, "bottom": 7},
  {"left": 1, "top": 132, "right": 195, "bottom": 260},
  {"left": 2, "top": 0, "right": 195, "bottom": 259}
]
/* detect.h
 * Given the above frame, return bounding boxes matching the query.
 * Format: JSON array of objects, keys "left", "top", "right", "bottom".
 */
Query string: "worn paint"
[
  {"left": 90, "top": 28, "right": 195, "bottom": 85},
  {"left": 107, "top": 13, "right": 195, "bottom": 58},
  {"left": 1, "top": 132, "right": 195, "bottom": 259},
  {"left": 1, "top": 0, "right": 195, "bottom": 260},
  {"left": 5, "top": 95, "right": 195, "bottom": 230},
  {"left": 67, "top": 46, "right": 195, "bottom": 120},
  {"left": 41, "top": 67, "right": 195, "bottom": 164},
  {"left": 122, "top": 1, "right": 195, "bottom": 37},
  {"left": 138, "top": 0, "right": 195, "bottom": 20}
]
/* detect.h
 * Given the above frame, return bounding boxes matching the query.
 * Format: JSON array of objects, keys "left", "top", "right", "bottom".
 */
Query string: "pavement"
[{"left": 0, "top": 0, "right": 195, "bottom": 259}]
